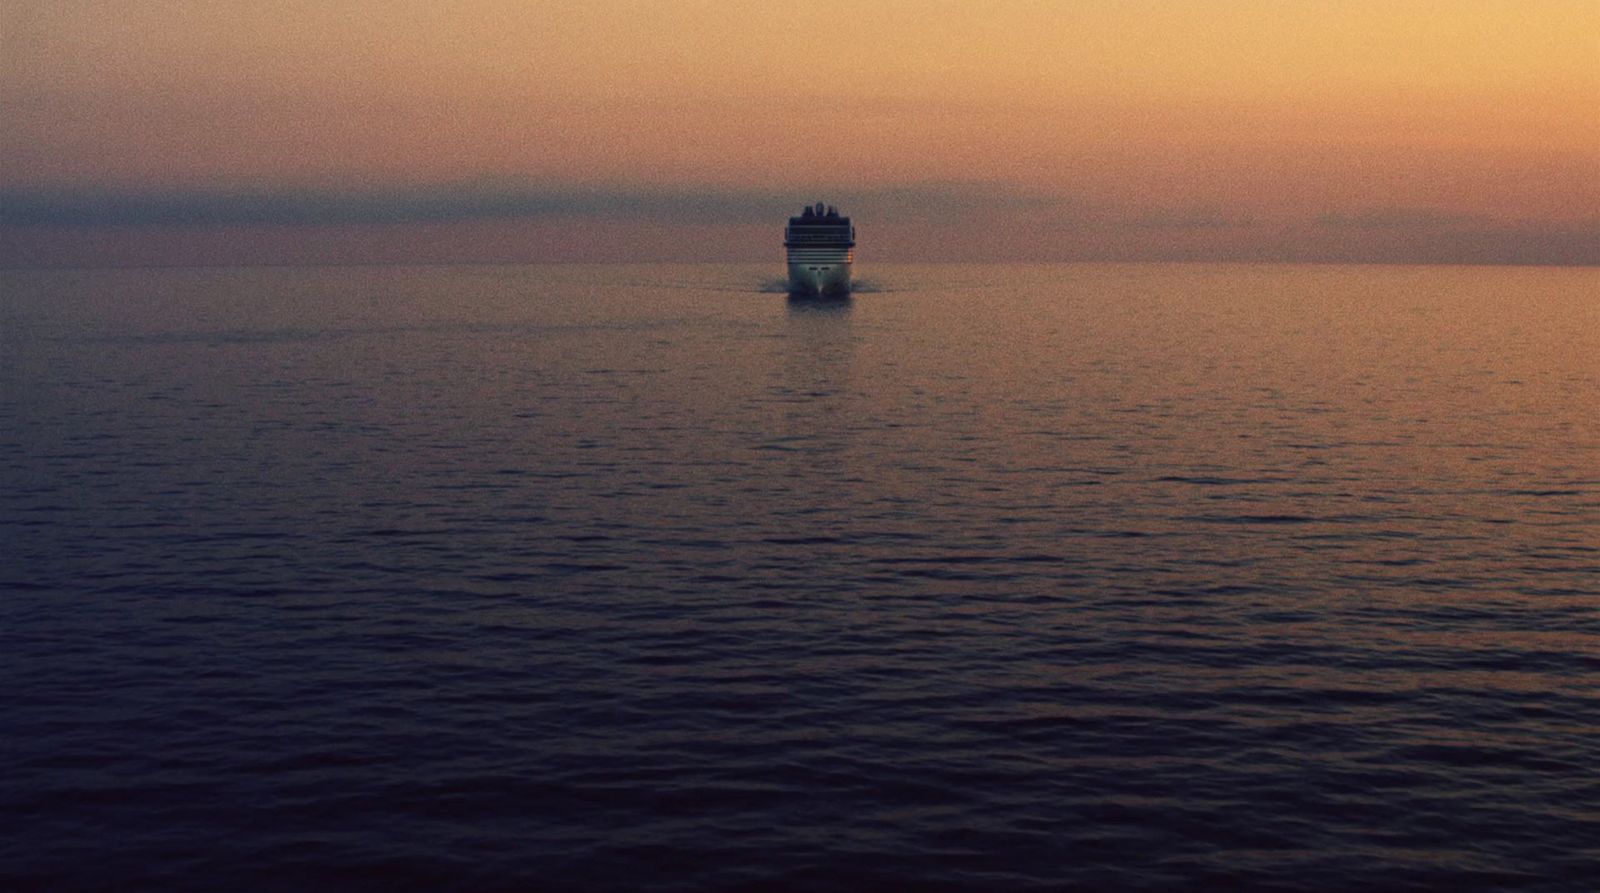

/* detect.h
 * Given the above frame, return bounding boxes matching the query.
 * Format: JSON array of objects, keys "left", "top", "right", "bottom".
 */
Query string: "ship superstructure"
[{"left": 785, "top": 203, "right": 854, "bottom": 296}]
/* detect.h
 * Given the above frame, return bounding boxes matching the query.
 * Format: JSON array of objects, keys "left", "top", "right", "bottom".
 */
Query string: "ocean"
[{"left": 2, "top": 262, "right": 1596, "bottom": 891}]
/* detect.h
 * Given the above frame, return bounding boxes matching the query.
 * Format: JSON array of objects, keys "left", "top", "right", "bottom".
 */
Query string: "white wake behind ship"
[{"left": 785, "top": 203, "right": 855, "bottom": 296}]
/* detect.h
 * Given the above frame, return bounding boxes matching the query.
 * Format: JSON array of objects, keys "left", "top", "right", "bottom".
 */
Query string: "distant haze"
[{"left": 3, "top": 1, "right": 1596, "bottom": 267}]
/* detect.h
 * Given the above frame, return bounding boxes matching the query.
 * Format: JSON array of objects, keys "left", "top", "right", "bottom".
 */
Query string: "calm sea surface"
[{"left": 2, "top": 263, "right": 1597, "bottom": 892}]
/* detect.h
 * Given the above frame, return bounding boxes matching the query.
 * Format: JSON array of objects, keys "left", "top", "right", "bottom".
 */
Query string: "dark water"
[{"left": 2, "top": 263, "right": 1597, "bottom": 892}]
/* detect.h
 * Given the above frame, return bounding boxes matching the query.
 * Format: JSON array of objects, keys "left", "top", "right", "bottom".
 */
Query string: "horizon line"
[{"left": 4, "top": 258, "right": 1596, "bottom": 273}]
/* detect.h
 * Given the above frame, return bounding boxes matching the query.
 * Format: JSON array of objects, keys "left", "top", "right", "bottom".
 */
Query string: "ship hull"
[{"left": 786, "top": 261, "right": 851, "bottom": 296}]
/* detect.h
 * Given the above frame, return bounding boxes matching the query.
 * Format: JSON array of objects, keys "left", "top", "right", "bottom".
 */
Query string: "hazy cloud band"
[
  {"left": 2, "top": 183, "right": 1593, "bottom": 266},
  {"left": 0, "top": 182, "right": 1073, "bottom": 228}
]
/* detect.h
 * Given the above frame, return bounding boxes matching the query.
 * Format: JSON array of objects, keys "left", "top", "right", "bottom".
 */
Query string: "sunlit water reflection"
[{"left": 2, "top": 263, "right": 1596, "bottom": 891}]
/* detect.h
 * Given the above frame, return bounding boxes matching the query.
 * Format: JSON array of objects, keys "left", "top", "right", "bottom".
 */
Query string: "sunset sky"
[{"left": 3, "top": 0, "right": 1596, "bottom": 266}]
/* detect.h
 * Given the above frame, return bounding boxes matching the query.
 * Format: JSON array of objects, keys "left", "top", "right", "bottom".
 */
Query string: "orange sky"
[{"left": 2, "top": 0, "right": 1596, "bottom": 265}]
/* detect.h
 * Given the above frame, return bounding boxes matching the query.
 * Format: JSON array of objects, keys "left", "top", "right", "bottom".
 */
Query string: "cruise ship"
[{"left": 785, "top": 203, "right": 855, "bottom": 296}]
